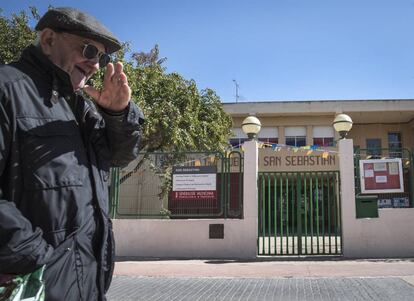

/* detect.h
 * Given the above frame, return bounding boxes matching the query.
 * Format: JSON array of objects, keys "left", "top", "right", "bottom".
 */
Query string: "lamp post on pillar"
[
  {"left": 333, "top": 113, "right": 353, "bottom": 139},
  {"left": 241, "top": 115, "right": 261, "bottom": 258},
  {"left": 332, "top": 113, "right": 355, "bottom": 257},
  {"left": 242, "top": 116, "right": 261, "bottom": 140}
]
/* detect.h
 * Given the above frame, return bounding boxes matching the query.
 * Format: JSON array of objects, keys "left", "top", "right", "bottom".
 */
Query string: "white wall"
[
  {"left": 113, "top": 140, "right": 258, "bottom": 259},
  {"left": 343, "top": 209, "right": 414, "bottom": 257},
  {"left": 114, "top": 219, "right": 255, "bottom": 258},
  {"left": 339, "top": 139, "right": 414, "bottom": 258}
]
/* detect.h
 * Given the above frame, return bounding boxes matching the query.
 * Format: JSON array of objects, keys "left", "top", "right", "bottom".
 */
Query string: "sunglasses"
[{"left": 82, "top": 43, "right": 110, "bottom": 68}]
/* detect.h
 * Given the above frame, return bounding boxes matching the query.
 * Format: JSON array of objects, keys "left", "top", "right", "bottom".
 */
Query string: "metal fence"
[
  {"left": 258, "top": 171, "right": 342, "bottom": 256},
  {"left": 353, "top": 148, "right": 413, "bottom": 208},
  {"left": 109, "top": 151, "right": 243, "bottom": 219}
]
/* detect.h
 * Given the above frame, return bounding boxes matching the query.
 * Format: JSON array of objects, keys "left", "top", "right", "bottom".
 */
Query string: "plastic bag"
[{"left": 0, "top": 266, "right": 45, "bottom": 301}]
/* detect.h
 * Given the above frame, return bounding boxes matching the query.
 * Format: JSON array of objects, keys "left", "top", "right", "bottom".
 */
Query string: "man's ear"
[{"left": 39, "top": 28, "right": 58, "bottom": 56}]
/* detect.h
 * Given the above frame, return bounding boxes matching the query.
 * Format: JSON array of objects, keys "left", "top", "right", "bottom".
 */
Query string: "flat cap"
[{"left": 35, "top": 7, "right": 121, "bottom": 54}]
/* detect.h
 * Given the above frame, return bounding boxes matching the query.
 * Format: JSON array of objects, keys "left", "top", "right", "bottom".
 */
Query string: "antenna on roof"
[{"left": 232, "top": 79, "right": 239, "bottom": 103}]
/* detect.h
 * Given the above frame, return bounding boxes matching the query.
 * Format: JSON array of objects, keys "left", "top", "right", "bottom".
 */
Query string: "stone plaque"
[{"left": 209, "top": 224, "right": 224, "bottom": 239}]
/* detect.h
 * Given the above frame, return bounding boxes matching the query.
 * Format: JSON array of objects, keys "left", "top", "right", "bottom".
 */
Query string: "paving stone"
[{"left": 107, "top": 276, "right": 414, "bottom": 301}]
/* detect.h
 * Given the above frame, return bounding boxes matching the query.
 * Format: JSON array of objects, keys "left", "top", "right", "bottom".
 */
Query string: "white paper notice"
[
  {"left": 173, "top": 174, "right": 216, "bottom": 191},
  {"left": 364, "top": 169, "right": 374, "bottom": 178},
  {"left": 388, "top": 162, "right": 399, "bottom": 175},
  {"left": 373, "top": 162, "right": 387, "bottom": 171},
  {"left": 375, "top": 175, "right": 387, "bottom": 183}
]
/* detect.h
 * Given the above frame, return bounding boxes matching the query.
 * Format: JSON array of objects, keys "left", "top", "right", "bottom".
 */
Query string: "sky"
[{"left": 2, "top": 0, "right": 414, "bottom": 103}]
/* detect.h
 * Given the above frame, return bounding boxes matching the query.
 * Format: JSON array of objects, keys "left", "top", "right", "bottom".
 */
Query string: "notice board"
[
  {"left": 359, "top": 158, "right": 404, "bottom": 193},
  {"left": 172, "top": 166, "right": 217, "bottom": 201}
]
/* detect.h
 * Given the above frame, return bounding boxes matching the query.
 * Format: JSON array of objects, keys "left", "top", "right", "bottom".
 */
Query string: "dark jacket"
[{"left": 0, "top": 45, "right": 144, "bottom": 300}]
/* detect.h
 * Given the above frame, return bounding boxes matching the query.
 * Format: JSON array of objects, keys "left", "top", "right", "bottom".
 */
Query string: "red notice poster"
[
  {"left": 172, "top": 166, "right": 217, "bottom": 201},
  {"left": 359, "top": 158, "right": 404, "bottom": 193},
  {"left": 172, "top": 191, "right": 217, "bottom": 200}
]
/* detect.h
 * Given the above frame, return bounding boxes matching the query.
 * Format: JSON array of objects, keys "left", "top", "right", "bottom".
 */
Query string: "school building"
[
  {"left": 224, "top": 99, "right": 414, "bottom": 154},
  {"left": 112, "top": 99, "right": 414, "bottom": 259}
]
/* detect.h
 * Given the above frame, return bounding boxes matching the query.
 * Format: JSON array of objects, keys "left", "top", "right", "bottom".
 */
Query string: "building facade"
[
  {"left": 224, "top": 99, "right": 414, "bottom": 154},
  {"left": 111, "top": 99, "right": 414, "bottom": 258}
]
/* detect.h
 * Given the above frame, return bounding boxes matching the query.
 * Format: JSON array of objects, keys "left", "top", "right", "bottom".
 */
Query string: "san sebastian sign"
[
  {"left": 229, "top": 147, "right": 339, "bottom": 172},
  {"left": 260, "top": 148, "right": 339, "bottom": 172}
]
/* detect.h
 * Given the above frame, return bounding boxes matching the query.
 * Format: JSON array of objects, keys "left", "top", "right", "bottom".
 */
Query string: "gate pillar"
[
  {"left": 338, "top": 138, "right": 356, "bottom": 257},
  {"left": 243, "top": 140, "right": 259, "bottom": 257}
]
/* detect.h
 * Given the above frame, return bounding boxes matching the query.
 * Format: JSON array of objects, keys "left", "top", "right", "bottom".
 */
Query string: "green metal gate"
[{"left": 258, "top": 171, "right": 342, "bottom": 256}]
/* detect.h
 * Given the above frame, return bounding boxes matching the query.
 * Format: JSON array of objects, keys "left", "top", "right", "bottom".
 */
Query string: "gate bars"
[{"left": 258, "top": 171, "right": 342, "bottom": 256}]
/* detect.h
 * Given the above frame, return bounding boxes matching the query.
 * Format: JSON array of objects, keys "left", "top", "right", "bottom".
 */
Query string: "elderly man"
[{"left": 0, "top": 7, "right": 143, "bottom": 300}]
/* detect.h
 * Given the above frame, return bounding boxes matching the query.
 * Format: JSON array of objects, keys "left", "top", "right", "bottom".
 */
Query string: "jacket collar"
[{"left": 19, "top": 45, "right": 74, "bottom": 96}]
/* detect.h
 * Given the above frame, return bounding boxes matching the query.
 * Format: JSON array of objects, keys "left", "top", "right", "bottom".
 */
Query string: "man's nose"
[{"left": 85, "top": 58, "right": 100, "bottom": 71}]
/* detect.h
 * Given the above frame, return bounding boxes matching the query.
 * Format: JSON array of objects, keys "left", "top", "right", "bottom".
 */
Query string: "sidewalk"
[
  {"left": 109, "top": 258, "right": 414, "bottom": 301},
  {"left": 114, "top": 257, "right": 414, "bottom": 281}
]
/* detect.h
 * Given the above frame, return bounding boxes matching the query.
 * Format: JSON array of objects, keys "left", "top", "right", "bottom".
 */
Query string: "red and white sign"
[
  {"left": 172, "top": 166, "right": 217, "bottom": 201},
  {"left": 172, "top": 191, "right": 217, "bottom": 201},
  {"left": 359, "top": 158, "right": 404, "bottom": 193}
]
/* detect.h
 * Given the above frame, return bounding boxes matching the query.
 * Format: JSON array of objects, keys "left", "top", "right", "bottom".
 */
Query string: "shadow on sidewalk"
[{"left": 115, "top": 256, "right": 414, "bottom": 264}]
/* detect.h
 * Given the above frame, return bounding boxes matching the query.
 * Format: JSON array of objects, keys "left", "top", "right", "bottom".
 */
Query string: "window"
[
  {"left": 229, "top": 128, "right": 247, "bottom": 148},
  {"left": 258, "top": 127, "right": 279, "bottom": 147},
  {"left": 229, "top": 138, "right": 248, "bottom": 148},
  {"left": 230, "top": 127, "right": 279, "bottom": 148},
  {"left": 285, "top": 126, "right": 306, "bottom": 147},
  {"left": 388, "top": 132, "right": 402, "bottom": 158},
  {"left": 366, "top": 139, "right": 381, "bottom": 157},
  {"left": 313, "top": 126, "right": 334, "bottom": 147},
  {"left": 313, "top": 137, "right": 334, "bottom": 147},
  {"left": 258, "top": 137, "right": 278, "bottom": 144},
  {"left": 285, "top": 137, "right": 306, "bottom": 147}
]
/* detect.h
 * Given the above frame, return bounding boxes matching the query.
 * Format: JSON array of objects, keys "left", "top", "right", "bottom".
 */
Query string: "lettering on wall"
[
  {"left": 261, "top": 148, "right": 338, "bottom": 171},
  {"left": 264, "top": 155, "right": 335, "bottom": 167},
  {"left": 229, "top": 148, "right": 339, "bottom": 172}
]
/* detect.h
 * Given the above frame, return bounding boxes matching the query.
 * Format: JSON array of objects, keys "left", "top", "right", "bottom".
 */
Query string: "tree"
[
  {"left": 129, "top": 57, "right": 232, "bottom": 153},
  {"left": 132, "top": 44, "right": 166, "bottom": 67},
  {"left": 0, "top": 7, "right": 39, "bottom": 64}
]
